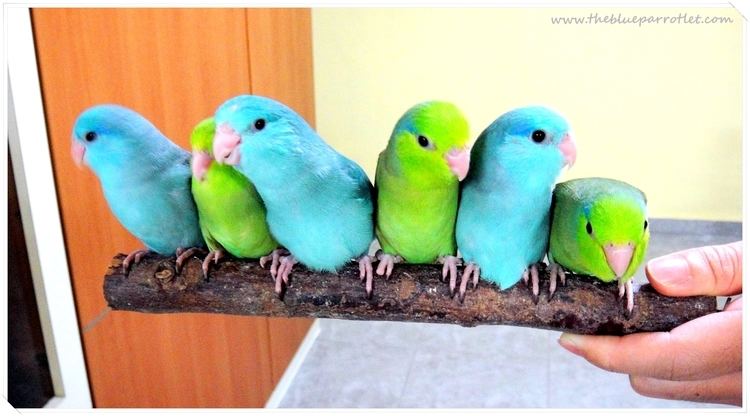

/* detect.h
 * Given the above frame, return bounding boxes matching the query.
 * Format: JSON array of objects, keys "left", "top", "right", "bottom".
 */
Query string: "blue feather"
[
  {"left": 72, "top": 104, "right": 203, "bottom": 254},
  {"left": 456, "top": 106, "right": 571, "bottom": 289},
  {"left": 215, "top": 95, "right": 374, "bottom": 271}
]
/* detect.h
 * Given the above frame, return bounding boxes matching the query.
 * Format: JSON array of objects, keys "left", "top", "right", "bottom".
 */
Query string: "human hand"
[{"left": 558, "top": 241, "right": 742, "bottom": 406}]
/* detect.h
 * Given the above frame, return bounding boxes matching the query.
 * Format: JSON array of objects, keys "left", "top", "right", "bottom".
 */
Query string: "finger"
[
  {"left": 725, "top": 296, "right": 742, "bottom": 312},
  {"left": 629, "top": 372, "right": 742, "bottom": 406},
  {"left": 646, "top": 241, "right": 742, "bottom": 297},
  {"left": 558, "top": 308, "right": 742, "bottom": 381}
]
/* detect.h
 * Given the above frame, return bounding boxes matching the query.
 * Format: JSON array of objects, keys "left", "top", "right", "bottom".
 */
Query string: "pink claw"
[{"left": 122, "top": 248, "right": 149, "bottom": 272}]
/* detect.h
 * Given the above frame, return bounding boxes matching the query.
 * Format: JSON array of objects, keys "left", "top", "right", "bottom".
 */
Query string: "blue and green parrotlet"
[
  {"left": 374, "top": 101, "right": 470, "bottom": 293},
  {"left": 456, "top": 106, "right": 577, "bottom": 303},
  {"left": 549, "top": 178, "right": 650, "bottom": 315},
  {"left": 72, "top": 97, "right": 649, "bottom": 310},
  {"left": 212, "top": 95, "right": 375, "bottom": 296},
  {"left": 71, "top": 104, "right": 204, "bottom": 271},
  {"left": 189, "top": 117, "right": 279, "bottom": 279}
]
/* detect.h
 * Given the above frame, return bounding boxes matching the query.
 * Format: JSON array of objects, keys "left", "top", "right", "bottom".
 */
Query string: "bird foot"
[
  {"left": 175, "top": 247, "right": 202, "bottom": 273},
  {"left": 548, "top": 262, "right": 567, "bottom": 300},
  {"left": 619, "top": 278, "right": 634, "bottom": 317},
  {"left": 260, "top": 248, "right": 289, "bottom": 280},
  {"left": 357, "top": 254, "right": 375, "bottom": 298},
  {"left": 438, "top": 255, "right": 461, "bottom": 284},
  {"left": 375, "top": 250, "right": 402, "bottom": 280},
  {"left": 456, "top": 263, "right": 480, "bottom": 303},
  {"left": 201, "top": 249, "right": 224, "bottom": 281},
  {"left": 122, "top": 248, "right": 149, "bottom": 272},
  {"left": 525, "top": 264, "right": 540, "bottom": 304},
  {"left": 275, "top": 254, "right": 297, "bottom": 299}
]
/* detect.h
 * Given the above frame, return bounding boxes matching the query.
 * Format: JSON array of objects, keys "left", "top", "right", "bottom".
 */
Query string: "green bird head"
[
  {"left": 190, "top": 117, "right": 216, "bottom": 182},
  {"left": 558, "top": 178, "right": 650, "bottom": 281},
  {"left": 386, "top": 101, "right": 470, "bottom": 184}
]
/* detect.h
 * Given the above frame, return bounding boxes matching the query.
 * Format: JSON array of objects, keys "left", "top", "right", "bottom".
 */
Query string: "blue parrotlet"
[
  {"left": 71, "top": 104, "right": 204, "bottom": 271},
  {"left": 455, "top": 106, "right": 577, "bottom": 302},
  {"left": 211, "top": 95, "right": 375, "bottom": 296}
]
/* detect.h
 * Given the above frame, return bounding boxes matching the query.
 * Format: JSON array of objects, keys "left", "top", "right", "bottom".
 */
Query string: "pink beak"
[
  {"left": 558, "top": 132, "right": 577, "bottom": 168},
  {"left": 71, "top": 139, "right": 85, "bottom": 168},
  {"left": 445, "top": 147, "right": 470, "bottom": 181},
  {"left": 192, "top": 150, "right": 212, "bottom": 181},
  {"left": 213, "top": 123, "right": 242, "bottom": 166},
  {"left": 604, "top": 242, "right": 635, "bottom": 278}
]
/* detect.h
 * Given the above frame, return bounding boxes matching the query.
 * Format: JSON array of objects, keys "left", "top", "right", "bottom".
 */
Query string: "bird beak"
[
  {"left": 71, "top": 138, "right": 85, "bottom": 168},
  {"left": 213, "top": 123, "right": 241, "bottom": 166},
  {"left": 192, "top": 150, "right": 212, "bottom": 181},
  {"left": 558, "top": 132, "right": 577, "bottom": 168},
  {"left": 604, "top": 242, "right": 635, "bottom": 278},
  {"left": 445, "top": 147, "right": 470, "bottom": 181}
]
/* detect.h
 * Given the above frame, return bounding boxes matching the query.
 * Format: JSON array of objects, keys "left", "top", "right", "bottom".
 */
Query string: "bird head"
[
  {"left": 189, "top": 117, "right": 216, "bottom": 182},
  {"left": 578, "top": 183, "right": 649, "bottom": 280},
  {"left": 388, "top": 101, "right": 471, "bottom": 183},
  {"left": 71, "top": 104, "right": 161, "bottom": 177},
  {"left": 212, "top": 95, "right": 310, "bottom": 181},
  {"left": 479, "top": 106, "right": 576, "bottom": 186}
]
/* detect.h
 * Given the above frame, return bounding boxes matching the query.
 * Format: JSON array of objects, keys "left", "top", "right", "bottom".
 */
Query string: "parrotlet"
[
  {"left": 374, "top": 101, "right": 470, "bottom": 294},
  {"left": 71, "top": 104, "right": 204, "bottom": 271},
  {"left": 211, "top": 95, "right": 375, "bottom": 296},
  {"left": 190, "top": 117, "right": 279, "bottom": 279},
  {"left": 548, "top": 177, "right": 650, "bottom": 315},
  {"left": 455, "top": 106, "right": 577, "bottom": 302}
]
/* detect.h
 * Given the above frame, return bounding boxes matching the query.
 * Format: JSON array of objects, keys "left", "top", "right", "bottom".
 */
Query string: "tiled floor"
[{"left": 276, "top": 219, "right": 742, "bottom": 408}]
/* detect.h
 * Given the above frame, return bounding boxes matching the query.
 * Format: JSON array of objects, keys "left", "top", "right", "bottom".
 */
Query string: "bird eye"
[
  {"left": 531, "top": 130, "right": 546, "bottom": 143},
  {"left": 644, "top": 220, "right": 648, "bottom": 230},
  {"left": 585, "top": 221, "right": 593, "bottom": 234},
  {"left": 84, "top": 131, "right": 97, "bottom": 142},
  {"left": 254, "top": 119, "right": 266, "bottom": 131},
  {"left": 417, "top": 135, "right": 431, "bottom": 148}
]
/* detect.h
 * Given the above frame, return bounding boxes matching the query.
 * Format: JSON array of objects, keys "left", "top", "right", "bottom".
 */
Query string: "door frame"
[{"left": 6, "top": 6, "right": 92, "bottom": 408}]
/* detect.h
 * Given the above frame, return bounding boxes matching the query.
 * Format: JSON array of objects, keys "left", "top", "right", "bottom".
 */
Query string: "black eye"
[
  {"left": 644, "top": 220, "right": 648, "bottom": 230},
  {"left": 417, "top": 135, "right": 430, "bottom": 148},
  {"left": 84, "top": 131, "right": 97, "bottom": 142},
  {"left": 586, "top": 221, "right": 593, "bottom": 234},
  {"left": 254, "top": 119, "right": 266, "bottom": 131},
  {"left": 531, "top": 130, "right": 546, "bottom": 143}
]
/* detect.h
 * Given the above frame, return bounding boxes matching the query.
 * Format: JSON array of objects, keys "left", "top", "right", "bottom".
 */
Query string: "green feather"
[
  {"left": 375, "top": 101, "right": 469, "bottom": 263},
  {"left": 549, "top": 177, "right": 649, "bottom": 282},
  {"left": 190, "top": 117, "right": 278, "bottom": 257}
]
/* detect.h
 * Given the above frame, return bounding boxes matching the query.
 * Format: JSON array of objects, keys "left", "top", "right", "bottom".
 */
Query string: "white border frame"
[{"left": 6, "top": 6, "right": 92, "bottom": 409}]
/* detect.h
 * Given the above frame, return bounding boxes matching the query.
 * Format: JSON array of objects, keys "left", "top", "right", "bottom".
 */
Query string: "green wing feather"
[{"left": 375, "top": 150, "right": 458, "bottom": 263}]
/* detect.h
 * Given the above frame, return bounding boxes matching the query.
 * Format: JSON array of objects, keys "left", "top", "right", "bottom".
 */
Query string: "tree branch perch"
[{"left": 103, "top": 253, "right": 717, "bottom": 335}]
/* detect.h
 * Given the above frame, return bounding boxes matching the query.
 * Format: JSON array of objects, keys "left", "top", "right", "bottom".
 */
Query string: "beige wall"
[{"left": 312, "top": 7, "right": 743, "bottom": 221}]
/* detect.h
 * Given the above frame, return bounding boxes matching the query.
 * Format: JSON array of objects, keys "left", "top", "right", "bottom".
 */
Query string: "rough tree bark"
[{"left": 103, "top": 253, "right": 717, "bottom": 335}]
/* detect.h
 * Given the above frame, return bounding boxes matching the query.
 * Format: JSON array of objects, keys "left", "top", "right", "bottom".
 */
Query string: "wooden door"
[{"left": 31, "top": 8, "right": 313, "bottom": 407}]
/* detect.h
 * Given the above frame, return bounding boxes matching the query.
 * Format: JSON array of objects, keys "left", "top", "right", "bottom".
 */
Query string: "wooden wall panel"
[
  {"left": 32, "top": 8, "right": 314, "bottom": 407},
  {"left": 245, "top": 8, "right": 315, "bottom": 382}
]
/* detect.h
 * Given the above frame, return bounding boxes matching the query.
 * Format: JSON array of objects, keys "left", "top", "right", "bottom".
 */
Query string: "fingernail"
[
  {"left": 558, "top": 333, "right": 584, "bottom": 356},
  {"left": 647, "top": 255, "right": 690, "bottom": 287}
]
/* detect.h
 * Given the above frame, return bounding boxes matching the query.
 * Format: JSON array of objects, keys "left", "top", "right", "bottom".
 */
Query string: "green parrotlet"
[
  {"left": 374, "top": 101, "right": 470, "bottom": 290},
  {"left": 548, "top": 177, "right": 650, "bottom": 315},
  {"left": 190, "top": 117, "right": 280, "bottom": 278}
]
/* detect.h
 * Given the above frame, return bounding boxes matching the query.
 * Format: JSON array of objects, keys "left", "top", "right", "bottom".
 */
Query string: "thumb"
[{"left": 646, "top": 241, "right": 742, "bottom": 297}]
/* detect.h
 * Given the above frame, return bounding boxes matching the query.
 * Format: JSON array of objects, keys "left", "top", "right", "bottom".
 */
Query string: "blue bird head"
[
  {"left": 71, "top": 104, "right": 166, "bottom": 179},
  {"left": 472, "top": 106, "right": 577, "bottom": 187},
  {"left": 212, "top": 95, "right": 315, "bottom": 186}
]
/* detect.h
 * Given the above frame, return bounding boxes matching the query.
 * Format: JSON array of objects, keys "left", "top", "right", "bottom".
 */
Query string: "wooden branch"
[{"left": 103, "top": 253, "right": 717, "bottom": 335}]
